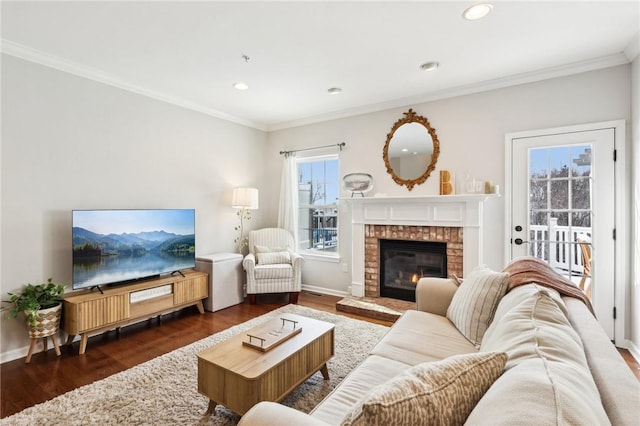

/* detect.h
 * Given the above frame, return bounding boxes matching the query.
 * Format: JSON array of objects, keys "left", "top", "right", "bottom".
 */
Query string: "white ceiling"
[{"left": 2, "top": 1, "right": 639, "bottom": 131}]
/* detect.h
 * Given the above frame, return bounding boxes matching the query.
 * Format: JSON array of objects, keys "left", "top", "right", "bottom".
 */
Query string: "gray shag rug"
[{"left": 3, "top": 305, "right": 389, "bottom": 425}]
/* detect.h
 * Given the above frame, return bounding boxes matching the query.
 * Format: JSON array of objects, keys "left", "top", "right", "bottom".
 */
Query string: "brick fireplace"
[
  {"left": 346, "top": 194, "right": 493, "bottom": 298},
  {"left": 364, "top": 224, "right": 463, "bottom": 298}
]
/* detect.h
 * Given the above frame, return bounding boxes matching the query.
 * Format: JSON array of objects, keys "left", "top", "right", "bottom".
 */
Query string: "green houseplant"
[{"left": 2, "top": 278, "right": 66, "bottom": 328}]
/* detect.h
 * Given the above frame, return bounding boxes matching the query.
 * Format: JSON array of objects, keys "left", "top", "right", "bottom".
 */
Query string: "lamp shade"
[{"left": 232, "top": 187, "right": 259, "bottom": 209}]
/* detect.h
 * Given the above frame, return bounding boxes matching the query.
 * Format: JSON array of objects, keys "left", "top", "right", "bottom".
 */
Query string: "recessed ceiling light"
[
  {"left": 420, "top": 62, "right": 440, "bottom": 71},
  {"left": 463, "top": 3, "right": 493, "bottom": 20},
  {"left": 402, "top": 148, "right": 409, "bottom": 152},
  {"left": 233, "top": 82, "right": 249, "bottom": 91},
  {"left": 327, "top": 87, "right": 342, "bottom": 95}
]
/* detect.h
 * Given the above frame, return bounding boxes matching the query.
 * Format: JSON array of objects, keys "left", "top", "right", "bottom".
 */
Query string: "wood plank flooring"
[
  {"left": 1, "top": 291, "right": 637, "bottom": 418},
  {"left": 0, "top": 292, "right": 391, "bottom": 418}
]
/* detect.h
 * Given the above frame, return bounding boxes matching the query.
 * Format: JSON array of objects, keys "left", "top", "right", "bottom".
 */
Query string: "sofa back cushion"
[
  {"left": 467, "top": 289, "right": 610, "bottom": 425},
  {"left": 341, "top": 352, "right": 507, "bottom": 426},
  {"left": 446, "top": 265, "right": 509, "bottom": 347}
]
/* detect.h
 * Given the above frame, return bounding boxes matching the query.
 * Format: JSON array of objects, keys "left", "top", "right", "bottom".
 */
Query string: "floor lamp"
[{"left": 232, "top": 187, "right": 259, "bottom": 253}]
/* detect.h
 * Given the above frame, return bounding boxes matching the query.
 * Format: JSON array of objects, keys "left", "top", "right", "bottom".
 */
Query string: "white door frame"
[{"left": 505, "top": 120, "right": 628, "bottom": 347}]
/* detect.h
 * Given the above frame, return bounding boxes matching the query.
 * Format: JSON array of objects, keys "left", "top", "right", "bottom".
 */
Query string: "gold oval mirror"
[{"left": 383, "top": 109, "right": 440, "bottom": 190}]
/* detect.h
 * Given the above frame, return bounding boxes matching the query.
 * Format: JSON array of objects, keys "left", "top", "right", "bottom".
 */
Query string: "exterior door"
[{"left": 508, "top": 127, "right": 616, "bottom": 339}]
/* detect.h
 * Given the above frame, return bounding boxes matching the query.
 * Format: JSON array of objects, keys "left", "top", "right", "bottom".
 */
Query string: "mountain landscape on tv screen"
[{"left": 72, "top": 227, "right": 195, "bottom": 257}]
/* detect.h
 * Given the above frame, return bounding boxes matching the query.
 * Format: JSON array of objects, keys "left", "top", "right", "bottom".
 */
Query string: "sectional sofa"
[{"left": 239, "top": 259, "right": 639, "bottom": 425}]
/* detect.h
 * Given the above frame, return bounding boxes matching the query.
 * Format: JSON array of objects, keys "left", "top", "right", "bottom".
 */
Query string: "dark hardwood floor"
[
  {"left": 1, "top": 291, "right": 637, "bottom": 418},
  {"left": 0, "top": 292, "right": 392, "bottom": 418}
]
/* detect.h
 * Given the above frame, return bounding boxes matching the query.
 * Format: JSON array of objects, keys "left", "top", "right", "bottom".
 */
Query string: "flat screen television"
[{"left": 72, "top": 209, "right": 196, "bottom": 290}]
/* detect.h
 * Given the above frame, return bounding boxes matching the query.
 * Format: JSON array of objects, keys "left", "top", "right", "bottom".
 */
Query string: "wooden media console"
[{"left": 63, "top": 269, "right": 208, "bottom": 354}]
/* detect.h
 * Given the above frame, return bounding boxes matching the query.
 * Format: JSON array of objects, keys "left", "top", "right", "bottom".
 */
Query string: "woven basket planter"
[{"left": 27, "top": 304, "right": 62, "bottom": 339}]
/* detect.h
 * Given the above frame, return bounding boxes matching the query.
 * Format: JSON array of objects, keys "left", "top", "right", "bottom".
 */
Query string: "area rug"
[{"left": 2, "top": 305, "right": 389, "bottom": 426}]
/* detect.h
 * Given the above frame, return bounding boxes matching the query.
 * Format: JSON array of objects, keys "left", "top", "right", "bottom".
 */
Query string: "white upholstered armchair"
[{"left": 242, "top": 228, "right": 304, "bottom": 304}]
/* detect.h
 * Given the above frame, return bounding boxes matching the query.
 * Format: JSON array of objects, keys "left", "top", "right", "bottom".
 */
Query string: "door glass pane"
[
  {"left": 571, "top": 178, "right": 590, "bottom": 209},
  {"left": 528, "top": 144, "right": 593, "bottom": 300},
  {"left": 530, "top": 180, "right": 547, "bottom": 209},
  {"left": 571, "top": 146, "right": 592, "bottom": 177},
  {"left": 550, "top": 180, "right": 569, "bottom": 209},
  {"left": 529, "top": 148, "right": 548, "bottom": 178},
  {"left": 572, "top": 211, "right": 591, "bottom": 228},
  {"left": 550, "top": 146, "right": 571, "bottom": 177}
]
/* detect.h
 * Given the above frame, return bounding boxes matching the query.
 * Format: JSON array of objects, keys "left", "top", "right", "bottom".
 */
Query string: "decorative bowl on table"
[{"left": 342, "top": 173, "right": 374, "bottom": 197}]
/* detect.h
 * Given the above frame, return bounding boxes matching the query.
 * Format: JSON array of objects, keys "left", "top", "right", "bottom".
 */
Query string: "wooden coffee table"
[{"left": 197, "top": 313, "right": 335, "bottom": 416}]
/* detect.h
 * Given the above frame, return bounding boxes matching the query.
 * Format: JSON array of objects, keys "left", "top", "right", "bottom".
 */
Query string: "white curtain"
[{"left": 278, "top": 153, "right": 299, "bottom": 248}]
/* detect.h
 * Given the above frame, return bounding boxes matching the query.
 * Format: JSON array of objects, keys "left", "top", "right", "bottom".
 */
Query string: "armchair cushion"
[
  {"left": 257, "top": 251, "right": 291, "bottom": 265},
  {"left": 254, "top": 264, "right": 294, "bottom": 280}
]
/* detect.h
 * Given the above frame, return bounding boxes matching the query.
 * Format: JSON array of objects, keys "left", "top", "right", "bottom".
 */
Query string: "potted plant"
[{"left": 2, "top": 278, "right": 66, "bottom": 362}]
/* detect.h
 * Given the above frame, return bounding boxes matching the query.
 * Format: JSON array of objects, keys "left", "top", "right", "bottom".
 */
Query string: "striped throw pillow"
[
  {"left": 446, "top": 265, "right": 509, "bottom": 347},
  {"left": 341, "top": 352, "right": 507, "bottom": 426}
]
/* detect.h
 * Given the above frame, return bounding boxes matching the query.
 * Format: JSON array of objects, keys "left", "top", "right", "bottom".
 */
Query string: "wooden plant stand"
[{"left": 25, "top": 304, "right": 63, "bottom": 364}]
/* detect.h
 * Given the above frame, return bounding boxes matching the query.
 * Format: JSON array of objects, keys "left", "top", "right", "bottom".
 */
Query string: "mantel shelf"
[{"left": 341, "top": 194, "right": 500, "bottom": 203}]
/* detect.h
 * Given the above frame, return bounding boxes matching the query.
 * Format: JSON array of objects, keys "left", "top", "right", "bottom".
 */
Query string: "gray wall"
[{"left": 1, "top": 55, "right": 268, "bottom": 361}]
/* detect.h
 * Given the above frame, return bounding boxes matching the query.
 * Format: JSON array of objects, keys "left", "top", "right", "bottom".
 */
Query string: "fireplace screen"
[{"left": 380, "top": 239, "right": 447, "bottom": 302}]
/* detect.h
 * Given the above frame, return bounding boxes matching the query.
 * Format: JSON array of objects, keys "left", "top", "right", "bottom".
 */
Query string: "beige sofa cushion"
[
  {"left": 467, "top": 288, "right": 610, "bottom": 425},
  {"left": 310, "top": 355, "right": 411, "bottom": 425},
  {"left": 446, "top": 265, "right": 509, "bottom": 347},
  {"left": 370, "top": 310, "right": 477, "bottom": 366},
  {"left": 341, "top": 352, "right": 507, "bottom": 426}
]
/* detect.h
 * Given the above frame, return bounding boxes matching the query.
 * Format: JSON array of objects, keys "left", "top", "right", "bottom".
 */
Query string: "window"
[{"left": 297, "top": 155, "right": 339, "bottom": 255}]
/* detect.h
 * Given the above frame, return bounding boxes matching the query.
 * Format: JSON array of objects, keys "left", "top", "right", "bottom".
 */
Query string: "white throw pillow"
[
  {"left": 446, "top": 265, "right": 509, "bottom": 347},
  {"left": 254, "top": 244, "right": 287, "bottom": 254},
  {"left": 256, "top": 251, "right": 291, "bottom": 265},
  {"left": 341, "top": 352, "right": 507, "bottom": 426}
]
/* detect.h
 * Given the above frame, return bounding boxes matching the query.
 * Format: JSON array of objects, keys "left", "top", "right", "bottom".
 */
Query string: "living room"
[{"left": 1, "top": 1, "right": 639, "bottom": 423}]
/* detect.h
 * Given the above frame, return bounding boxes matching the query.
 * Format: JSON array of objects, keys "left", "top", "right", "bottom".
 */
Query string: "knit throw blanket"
[{"left": 503, "top": 256, "right": 595, "bottom": 316}]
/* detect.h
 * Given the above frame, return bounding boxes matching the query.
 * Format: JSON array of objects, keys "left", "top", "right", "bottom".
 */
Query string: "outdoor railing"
[{"left": 530, "top": 218, "right": 591, "bottom": 275}]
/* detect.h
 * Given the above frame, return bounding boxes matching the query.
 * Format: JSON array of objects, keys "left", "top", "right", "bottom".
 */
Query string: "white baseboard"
[
  {"left": 0, "top": 332, "right": 68, "bottom": 364},
  {"left": 301, "top": 284, "right": 349, "bottom": 298},
  {"left": 626, "top": 339, "right": 640, "bottom": 364}
]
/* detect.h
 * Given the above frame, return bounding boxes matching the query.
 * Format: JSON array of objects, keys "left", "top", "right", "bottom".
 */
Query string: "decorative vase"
[{"left": 26, "top": 304, "right": 62, "bottom": 339}]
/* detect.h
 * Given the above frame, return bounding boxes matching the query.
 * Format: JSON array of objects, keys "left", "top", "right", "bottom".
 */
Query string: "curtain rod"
[{"left": 279, "top": 142, "right": 346, "bottom": 156}]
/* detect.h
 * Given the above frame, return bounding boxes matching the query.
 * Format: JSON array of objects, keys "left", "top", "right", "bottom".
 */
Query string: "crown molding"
[
  {"left": 0, "top": 39, "right": 267, "bottom": 131},
  {"left": 1, "top": 39, "right": 630, "bottom": 133},
  {"left": 267, "top": 53, "right": 631, "bottom": 131},
  {"left": 624, "top": 32, "right": 639, "bottom": 62}
]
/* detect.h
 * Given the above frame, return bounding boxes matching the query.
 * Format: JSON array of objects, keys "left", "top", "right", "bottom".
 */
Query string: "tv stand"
[
  {"left": 63, "top": 269, "right": 208, "bottom": 354},
  {"left": 171, "top": 270, "right": 186, "bottom": 278}
]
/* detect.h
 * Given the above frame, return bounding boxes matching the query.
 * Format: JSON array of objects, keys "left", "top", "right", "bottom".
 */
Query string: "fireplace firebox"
[{"left": 380, "top": 239, "right": 447, "bottom": 302}]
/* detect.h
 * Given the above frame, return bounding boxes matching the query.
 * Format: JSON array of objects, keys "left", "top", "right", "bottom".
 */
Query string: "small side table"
[{"left": 195, "top": 253, "right": 244, "bottom": 312}]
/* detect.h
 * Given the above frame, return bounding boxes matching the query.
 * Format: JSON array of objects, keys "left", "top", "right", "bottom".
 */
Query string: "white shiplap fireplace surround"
[{"left": 346, "top": 194, "right": 495, "bottom": 298}]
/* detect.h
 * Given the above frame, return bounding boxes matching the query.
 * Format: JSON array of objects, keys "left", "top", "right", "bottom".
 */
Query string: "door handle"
[{"left": 514, "top": 238, "right": 529, "bottom": 245}]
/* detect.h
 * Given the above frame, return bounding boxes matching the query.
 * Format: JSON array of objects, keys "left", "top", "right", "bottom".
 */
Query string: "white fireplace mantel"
[{"left": 344, "top": 194, "right": 498, "bottom": 297}]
